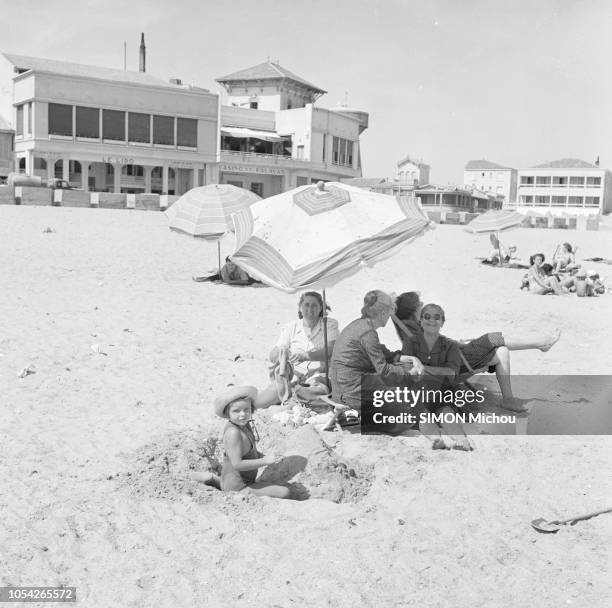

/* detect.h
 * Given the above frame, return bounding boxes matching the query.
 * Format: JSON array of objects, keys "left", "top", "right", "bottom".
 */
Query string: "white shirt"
[{"left": 276, "top": 317, "right": 340, "bottom": 378}]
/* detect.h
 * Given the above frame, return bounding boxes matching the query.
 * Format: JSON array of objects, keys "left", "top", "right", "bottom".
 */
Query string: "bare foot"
[
  {"left": 539, "top": 329, "right": 561, "bottom": 352},
  {"left": 451, "top": 437, "right": 474, "bottom": 451},
  {"left": 501, "top": 398, "right": 529, "bottom": 413},
  {"left": 190, "top": 471, "right": 220, "bottom": 489},
  {"left": 432, "top": 437, "right": 451, "bottom": 450}
]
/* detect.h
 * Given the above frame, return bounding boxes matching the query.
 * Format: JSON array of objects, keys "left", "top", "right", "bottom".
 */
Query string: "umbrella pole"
[
  {"left": 497, "top": 231, "right": 503, "bottom": 265},
  {"left": 322, "top": 288, "right": 330, "bottom": 391},
  {"left": 217, "top": 241, "right": 221, "bottom": 275}
]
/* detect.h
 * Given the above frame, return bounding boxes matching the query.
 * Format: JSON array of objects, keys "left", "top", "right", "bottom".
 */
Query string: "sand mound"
[
  {"left": 258, "top": 424, "right": 373, "bottom": 503},
  {"left": 114, "top": 429, "right": 225, "bottom": 505},
  {"left": 114, "top": 422, "right": 371, "bottom": 505}
]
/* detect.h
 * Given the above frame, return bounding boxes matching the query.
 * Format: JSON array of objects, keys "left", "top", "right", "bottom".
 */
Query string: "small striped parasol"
[{"left": 165, "top": 183, "right": 260, "bottom": 271}]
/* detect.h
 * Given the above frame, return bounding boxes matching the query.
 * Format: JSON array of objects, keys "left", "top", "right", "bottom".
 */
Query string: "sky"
[{"left": 2, "top": 0, "right": 612, "bottom": 184}]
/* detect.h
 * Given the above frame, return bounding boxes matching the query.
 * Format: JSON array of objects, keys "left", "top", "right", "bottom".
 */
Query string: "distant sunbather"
[
  {"left": 552, "top": 242, "right": 579, "bottom": 274},
  {"left": 528, "top": 253, "right": 568, "bottom": 295}
]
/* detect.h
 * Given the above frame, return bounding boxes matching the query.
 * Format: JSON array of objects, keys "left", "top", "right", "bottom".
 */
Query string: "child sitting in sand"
[{"left": 193, "top": 386, "right": 290, "bottom": 498}]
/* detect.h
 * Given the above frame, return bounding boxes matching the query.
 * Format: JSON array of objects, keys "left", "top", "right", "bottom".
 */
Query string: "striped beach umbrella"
[
  {"left": 165, "top": 183, "right": 260, "bottom": 272},
  {"left": 466, "top": 209, "right": 526, "bottom": 264},
  {"left": 465, "top": 209, "right": 525, "bottom": 234},
  {"left": 165, "top": 183, "right": 260, "bottom": 239},
  {"left": 230, "top": 181, "right": 433, "bottom": 293}
]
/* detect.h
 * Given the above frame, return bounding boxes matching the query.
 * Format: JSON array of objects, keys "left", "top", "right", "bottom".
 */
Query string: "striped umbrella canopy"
[
  {"left": 465, "top": 209, "right": 525, "bottom": 234},
  {"left": 165, "top": 183, "right": 260, "bottom": 239},
  {"left": 229, "top": 181, "right": 433, "bottom": 293}
]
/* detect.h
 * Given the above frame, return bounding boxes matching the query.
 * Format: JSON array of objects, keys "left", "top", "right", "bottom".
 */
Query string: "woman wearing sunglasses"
[{"left": 393, "top": 291, "right": 561, "bottom": 412}]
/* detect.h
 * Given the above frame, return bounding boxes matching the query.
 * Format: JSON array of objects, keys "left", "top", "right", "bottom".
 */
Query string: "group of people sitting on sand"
[
  {"left": 520, "top": 242, "right": 607, "bottom": 296},
  {"left": 201, "top": 289, "right": 561, "bottom": 497}
]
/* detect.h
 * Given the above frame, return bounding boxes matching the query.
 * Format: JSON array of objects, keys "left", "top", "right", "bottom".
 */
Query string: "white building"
[
  {"left": 216, "top": 61, "right": 368, "bottom": 196},
  {"left": 464, "top": 159, "right": 517, "bottom": 204},
  {"left": 514, "top": 158, "right": 612, "bottom": 215},
  {"left": 0, "top": 114, "right": 13, "bottom": 179},
  {"left": 396, "top": 155, "right": 430, "bottom": 187},
  {"left": 0, "top": 49, "right": 218, "bottom": 194}
]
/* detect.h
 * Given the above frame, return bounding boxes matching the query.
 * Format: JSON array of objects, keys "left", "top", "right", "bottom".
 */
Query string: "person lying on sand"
[
  {"left": 482, "top": 244, "right": 529, "bottom": 269},
  {"left": 393, "top": 291, "right": 561, "bottom": 413},
  {"left": 192, "top": 386, "right": 290, "bottom": 498},
  {"left": 220, "top": 257, "right": 254, "bottom": 285}
]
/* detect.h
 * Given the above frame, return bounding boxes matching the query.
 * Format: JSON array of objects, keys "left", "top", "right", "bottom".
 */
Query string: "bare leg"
[
  {"left": 190, "top": 471, "right": 221, "bottom": 490},
  {"left": 503, "top": 330, "right": 561, "bottom": 352},
  {"left": 488, "top": 347, "right": 527, "bottom": 412},
  {"left": 246, "top": 483, "right": 291, "bottom": 499},
  {"left": 255, "top": 384, "right": 282, "bottom": 409}
]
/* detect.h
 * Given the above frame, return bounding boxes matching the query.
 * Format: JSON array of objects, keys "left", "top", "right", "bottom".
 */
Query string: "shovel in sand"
[{"left": 531, "top": 506, "right": 612, "bottom": 533}]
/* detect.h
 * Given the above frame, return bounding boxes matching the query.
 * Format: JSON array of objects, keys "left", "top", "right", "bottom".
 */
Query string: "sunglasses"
[{"left": 422, "top": 313, "right": 442, "bottom": 321}]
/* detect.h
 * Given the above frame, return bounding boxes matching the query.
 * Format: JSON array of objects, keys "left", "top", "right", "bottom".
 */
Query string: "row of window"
[
  {"left": 38, "top": 103, "right": 198, "bottom": 148},
  {"left": 520, "top": 175, "right": 601, "bottom": 186},
  {"left": 519, "top": 195, "right": 600, "bottom": 207},
  {"left": 332, "top": 136, "right": 354, "bottom": 167}
]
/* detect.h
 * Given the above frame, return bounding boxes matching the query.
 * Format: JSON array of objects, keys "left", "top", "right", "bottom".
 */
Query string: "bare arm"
[{"left": 224, "top": 426, "right": 273, "bottom": 471}]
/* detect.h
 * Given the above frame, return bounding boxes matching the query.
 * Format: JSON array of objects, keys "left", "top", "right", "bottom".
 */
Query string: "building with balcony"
[
  {"left": 514, "top": 158, "right": 612, "bottom": 215},
  {"left": 464, "top": 159, "right": 517, "bottom": 204},
  {"left": 215, "top": 61, "right": 368, "bottom": 197},
  {"left": 0, "top": 114, "right": 13, "bottom": 180},
  {"left": 0, "top": 47, "right": 218, "bottom": 194}
]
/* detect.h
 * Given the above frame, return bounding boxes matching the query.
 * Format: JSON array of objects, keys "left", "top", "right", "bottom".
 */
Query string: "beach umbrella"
[
  {"left": 231, "top": 181, "right": 432, "bottom": 292},
  {"left": 165, "top": 183, "right": 260, "bottom": 272},
  {"left": 465, "top": 209, "right": 525, "bottom": 262},
  {"left": 230, "top": 181, "right": 433, "bottom": 384}
]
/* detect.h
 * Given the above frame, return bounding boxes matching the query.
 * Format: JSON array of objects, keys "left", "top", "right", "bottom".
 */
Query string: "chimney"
[
  {"left": 139, "top": 33, "right": 146, "bottom": 72},
  {"left": 595, "top": 155, "right": 600, "bottom": 166}
]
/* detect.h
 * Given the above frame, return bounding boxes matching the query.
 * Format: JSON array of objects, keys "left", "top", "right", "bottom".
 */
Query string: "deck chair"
[{"left": 455, "top": 348, "right": 489, "bottom": 391}]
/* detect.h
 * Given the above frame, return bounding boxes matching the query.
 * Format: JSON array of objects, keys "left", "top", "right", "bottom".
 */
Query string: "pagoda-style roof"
[{"left": 216, "top": 60, "right": 326, "bottom": 94}]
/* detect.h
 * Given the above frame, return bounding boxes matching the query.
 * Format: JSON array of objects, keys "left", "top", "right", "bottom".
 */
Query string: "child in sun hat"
[{"left": 193, "top": 386, "right": 290, "bottom": 498}]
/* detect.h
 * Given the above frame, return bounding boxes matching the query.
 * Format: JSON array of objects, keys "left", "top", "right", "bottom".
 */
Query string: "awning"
[{"left": 220, "top": 127, "right": 284, "bottom": 142}]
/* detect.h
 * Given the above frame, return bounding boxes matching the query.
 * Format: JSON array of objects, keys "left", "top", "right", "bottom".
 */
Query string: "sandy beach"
[{"left": 1, "top": 204, "right": 611, "bottom": 607}]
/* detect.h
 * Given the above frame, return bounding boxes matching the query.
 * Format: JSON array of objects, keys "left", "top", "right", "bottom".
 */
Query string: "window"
[
  {"left": 153, "top": 115, "right": 174, "bottom": 145},
  {"left": 569, "top": 176, "right": 584, "bottom": 186},
  {"left": 586, "top": 176, "right": 601, "bottom": 187},
  {"left": 250, "top": 182, "right": 263, "bottom": 197},
  {"left": 177, "top": 118, "right": 197, "bottom": 147},
  {"left": 227, "top": 180, "right": 243, "bottom": 188},
  {"left": 520, "top": 176, "right": 534, "bottom": 185},
  {"left": 250, "top": 102, "right": 258, "bottom": 109},
  {"left": 551, "top": 196, "right": 566, "bottom": 206},
  {"left": 103, "top": 109, "right": 125, "bottom": 141},
  {"left": 16, "top": 105, "right": 24, "bottom": 136},
  {"left": 322, "top": 134, "right": 326, "bottom": 162},
  {"left": 332, "top": 137, "right": 354, "bottom": 167},
  {"left": 552, "top": 176, "right": 568, "bottom": 186},
  {"left": 27, "top": 102, "right": 32, "bottom": 135},
  {"left": 124, "top": 164, "right": 143, "bottom": 177},
  {"left": 128, "top": 112, "right": 150, "bottom": 143},
  {"left": 568, "top": 196, "right": 583, "bottom": 206},
  {"left": 297, "top": 145, "right": 304, "bottom": 159},
  {"left": 48, "top": 103, "right": 72, "bottom": 136},
  {"left": 585, "top": 196, "right": 600, "bottom": 207},
  {"left": 535, "top": 176, "right": 551, "bottom": 186},
  {"left": 76, "top": 106, "right": 100, "bottom": 138},
  {"left": 535, "top": 195, "right": 549, "bottom": 206},
  {"left": 296, "top": 176, "right": 308, "bottom": 187}
]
